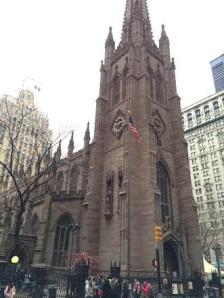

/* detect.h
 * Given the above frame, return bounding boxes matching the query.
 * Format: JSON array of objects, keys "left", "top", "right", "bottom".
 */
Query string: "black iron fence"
[
  {"left": 0, "top": 265, "right": 87, "bottom": 298},
  {"left": 0, "top": 265, "right": 223, "bottom": 298}
]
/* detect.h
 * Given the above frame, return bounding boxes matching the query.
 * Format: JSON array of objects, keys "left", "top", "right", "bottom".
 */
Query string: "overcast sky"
[{"left": 0, "top": 0, "right": 223, "bottom": 150}]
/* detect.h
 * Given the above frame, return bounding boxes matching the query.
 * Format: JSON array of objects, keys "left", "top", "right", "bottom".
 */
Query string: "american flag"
[{"left": 128, "top": 114, "right": 140, "bottom": 143}]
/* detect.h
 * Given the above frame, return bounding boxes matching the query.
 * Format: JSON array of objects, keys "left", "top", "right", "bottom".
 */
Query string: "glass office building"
[{"left": 210, "top": 54, "right": 224, "bottom": 93}]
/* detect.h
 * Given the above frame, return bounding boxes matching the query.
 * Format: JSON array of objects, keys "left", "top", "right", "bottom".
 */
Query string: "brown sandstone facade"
[{"left": 0, "top": 0, "right": 203, "bottom": 277}]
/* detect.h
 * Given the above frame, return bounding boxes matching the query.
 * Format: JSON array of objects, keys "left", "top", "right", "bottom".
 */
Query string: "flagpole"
[{"left": 127, "top": 111, "right": 131, "bottom": 279}]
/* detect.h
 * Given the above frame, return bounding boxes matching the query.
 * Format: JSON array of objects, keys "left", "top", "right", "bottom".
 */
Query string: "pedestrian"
[
  {"left": 141, "top": 281, "right": 150, "bottom": 298},
  {"left": 112, "top": 278, "right": 120, "bottom": 298},
  {"left": 103, "top": 277, "right": 111, "bottom": 298},
  {"left": 96, "top": 276, "right": 104, "bottom": 298},
  {"left": 4, "top": 282, "right": 16, "bottom": 298},
  {"left": 133, "top": 279, "right": 141, "bottom": 298},
  {"left": 192, "top": 271, "right": 205, "bottom": 298},
  {"left": 121, "top": 280, "right": 129, "bottom": 298},
  {"left": 23, "top": 269, "right": 32, "bottom": 291},
  {"left": 209, "top": 272, "right": 222, "bottom": 298},
  {"left": 128, "top": 281, "right": 133, "bottom": 298}
]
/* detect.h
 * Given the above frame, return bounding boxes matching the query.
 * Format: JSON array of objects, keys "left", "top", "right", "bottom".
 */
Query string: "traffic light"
[{"left": 154, "top": 225, "right": 162, "bottom": 241}]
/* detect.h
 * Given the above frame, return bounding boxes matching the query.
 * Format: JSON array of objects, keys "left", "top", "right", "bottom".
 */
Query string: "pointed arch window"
[
  {"left": 52, "top": 215, "right": 72, "bottom": 267},
  {"left": 147, "top": 57, "right": 154, "bottom": 98},
  {"left": 122, "top": 69, "right": 128, "bottom": 100},
  {"left": 69, "top": 166, "right": 79, "bottom": 193},
  {"left": 112, "top": 73, "right": 120, "bottom": 106},
  {"left": 157, "top": 162, "right": 172, "bottom": 224},
  {"left": 155, "top": 70, "right": 163, "bottom": 103},
  {"left": 30, "top": 214, "right": 39, "bottom": 236},
  {"left": 56, "top": 173, "right": 64, "bottom": 192}
]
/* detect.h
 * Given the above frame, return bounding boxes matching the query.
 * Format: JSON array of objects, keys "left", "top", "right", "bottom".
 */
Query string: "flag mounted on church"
[{"left": 128, "top": 112, "right": 141, "bottom": 143}]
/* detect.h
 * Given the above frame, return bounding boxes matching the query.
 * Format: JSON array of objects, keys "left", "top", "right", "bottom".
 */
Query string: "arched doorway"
[{"left": 163, "top": 241, "right": 179, "bottom": 277}]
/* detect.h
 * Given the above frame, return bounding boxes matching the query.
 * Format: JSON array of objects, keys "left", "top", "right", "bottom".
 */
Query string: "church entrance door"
[{"left": 163, "top": 241, "right": 179, "bottom": 278}]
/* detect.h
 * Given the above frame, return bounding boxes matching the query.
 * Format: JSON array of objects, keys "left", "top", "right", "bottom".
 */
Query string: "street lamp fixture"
[{"left": 11, "top": 256, "right": 19, "bottom": 264}]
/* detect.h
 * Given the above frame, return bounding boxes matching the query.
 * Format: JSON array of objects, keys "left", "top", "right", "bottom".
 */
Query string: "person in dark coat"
[
  {"left": 102, "top": 278, "right": 111, "bottom": 298},
  {"left": 209, "top": 272, "right": 222, "bottom": 298},
  {"left": 121, "top": 280, "right": 129, "bottom": 298},
  {"left": 192, "top": 271, "right": 205, "bottom": 298}
]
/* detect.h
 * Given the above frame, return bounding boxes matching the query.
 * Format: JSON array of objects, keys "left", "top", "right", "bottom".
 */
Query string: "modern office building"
[
  {"left": 182, "top": 90, "right": 224, "bottom": 265},
  {"left": 0, "top": 89, "right": 51, "bottom": 191},
  {"left": 210, "top": 54, "right": 224, "bottom": 93}
]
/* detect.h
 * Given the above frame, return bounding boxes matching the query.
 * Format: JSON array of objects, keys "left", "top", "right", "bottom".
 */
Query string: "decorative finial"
[{"left": 68, "top": 131, "right": 74, "bottom": 157}]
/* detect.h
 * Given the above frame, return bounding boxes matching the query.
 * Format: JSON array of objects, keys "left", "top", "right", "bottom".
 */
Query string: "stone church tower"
[
  {"left": 0, "top": 0, "right": 203, "bottom": 278},
  {"left": 82, "top": 0, "right": 203, "bottom": 276}
]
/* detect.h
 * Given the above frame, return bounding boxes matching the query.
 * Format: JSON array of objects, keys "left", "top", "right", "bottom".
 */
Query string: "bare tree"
[
  {"left": 200, "top": 225, "right": 219, "bottom": 257},
  {"left": 0, "top": 93, "right": 66, "bottom": 247}
]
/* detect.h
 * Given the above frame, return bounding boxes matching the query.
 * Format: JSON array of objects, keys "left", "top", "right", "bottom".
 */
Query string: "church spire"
[
  {"left": 105, "top": 26, "right": 115, "bottom": 48},
  {"left": 84, "top": 122, "right": 90, "bottom": 148},
  {"left": 159, "top": 24, "right": 170, "bottom": 65},
  {"left": 121, "top": 0, "right": 153, "bottom": 46},
  {"left": 68, "top": 131, "right": 74, "bottom": 157},
  {"left": 54, "top": 139, "right": 61, "bottom": 161},
  {"left": 105, "top": 27, "right": 115, "bottom": 65}
]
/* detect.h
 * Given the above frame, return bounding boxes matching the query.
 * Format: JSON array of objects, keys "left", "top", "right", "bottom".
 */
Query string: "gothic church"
[{"left": 0, "top": 0, "right": 203, "bottom": 277}]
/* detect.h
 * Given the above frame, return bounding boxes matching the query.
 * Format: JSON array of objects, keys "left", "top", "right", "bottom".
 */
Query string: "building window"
[
  {"left": 195, "top": 109, "right": 201, "bottom": 123},
  {"left": 112, "top": 73, "right": 120, "bottom": 105},
  {"left": 56, "top": 173, "right": 64, "bottom": 192},
  {"left": 157, "top": 162, "right": 172, "bottom": 224},
  {"left": 212, "top": 160, "right": 218, "bottom": 167},
  {"left": 52, "top": 215, "right": 73, "bottom": 267},
  {"left": 204, "top": 105, "right": 210, "bottom": 118},
  {"left": 213, "top": 168, "right": 220, "bottom": 174},
  {"left": 122, "top": 67, "right": 128, "bottom": 100},
  {"left": 30, "top": 214, "right": 39, "bottom": 236},
  {"left": 187, "top": 113, "right": 192, "bottom": 122},
  {"left": 213, "top": 101, "right": 219, "bottom": 113},
  {"left": 69, "top": 166, "right": 79, "bottom": 192}
]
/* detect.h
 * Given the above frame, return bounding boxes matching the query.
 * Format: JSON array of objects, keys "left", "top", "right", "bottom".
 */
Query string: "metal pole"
[
  {"left": 127, "top": 125, "right": 131, "bottom": 280},
  {"left": 156, "top": 246, "right": 162, "bottom": 298},
  {"left": 69, "top": 230, "right": 74, "bottom": 273},
  {"left": 215, "top": 248, "right": 221, "bottom": 277},
  {"left": 66, "top": 226, "right": 74, "bottom": 298}
]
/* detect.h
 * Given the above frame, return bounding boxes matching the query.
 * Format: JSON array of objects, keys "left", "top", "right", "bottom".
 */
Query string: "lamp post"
[
  {"left": 213, "top": 244, "right": 221, "bottom": 277},
  {"left": 154, "top": 226, "right": 162, "bottom": 298},
  {"left": 11, "top": 255, "right": 19, "bottom": 285}
]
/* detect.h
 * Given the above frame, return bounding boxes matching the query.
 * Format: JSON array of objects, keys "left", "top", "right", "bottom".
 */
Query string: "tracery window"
[
  {"left": 156, "top": 162, "right": 172, "bottom": 224},
  {"left": 147, "top": 57, "right": 154, "bottom": 98},
  {"left": 122, "top": 69, "right": 128, "bottom": 100},
  {"left": 52, "top": 215, "right": 72, "bottom": 267},
  {"left": 56, "top": 173, "right": 64, "bottom": 192},
  {"left": 30, "top": 214, "right": 39, "bottom": 236},
  {"left": 112, "top": 74, "right": 120, "bottom": 105},
  {"left": 69, "top": 166, "right": 78, "bottom": 192}
]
